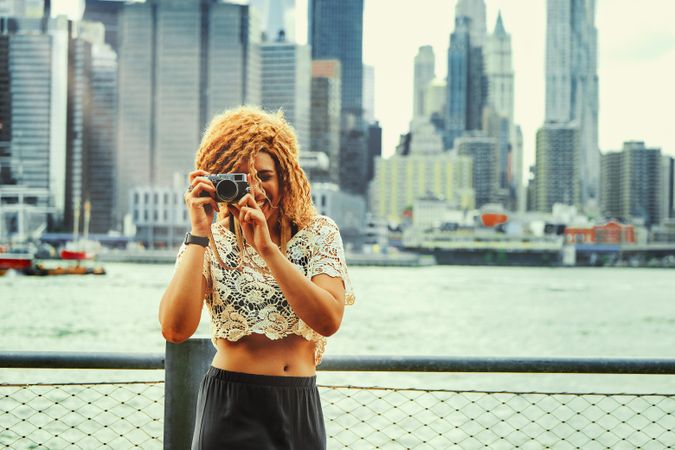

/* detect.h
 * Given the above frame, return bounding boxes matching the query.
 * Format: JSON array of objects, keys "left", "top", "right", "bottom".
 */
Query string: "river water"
[
  {"left": 2, "top": 264, "right": 675, "bottom": 449},
  {"left": 1, "top": 263, "right": 674, "bottom": 392}
]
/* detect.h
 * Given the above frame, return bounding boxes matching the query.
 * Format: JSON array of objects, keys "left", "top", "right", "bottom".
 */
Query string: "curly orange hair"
[{"left": 195, "top": 106, "right": 315, "bottom": 256}]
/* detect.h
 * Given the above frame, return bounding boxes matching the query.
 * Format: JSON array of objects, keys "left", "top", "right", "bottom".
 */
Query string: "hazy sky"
[{"left": 56, "top": 0, "right": 675, "bottom": 170}]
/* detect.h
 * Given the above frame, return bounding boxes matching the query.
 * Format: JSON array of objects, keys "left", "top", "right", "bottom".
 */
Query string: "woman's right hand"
[{"left": 185, "top": 170, "right": 220, "bottom": 236}]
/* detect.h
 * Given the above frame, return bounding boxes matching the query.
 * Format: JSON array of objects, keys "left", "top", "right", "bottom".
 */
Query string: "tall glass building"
[
  {"left": 308, "top": 0, "right": 363, "bottom": 115},
  {"left": 116, "top": 0, "right": 260, "bottom": 227}
]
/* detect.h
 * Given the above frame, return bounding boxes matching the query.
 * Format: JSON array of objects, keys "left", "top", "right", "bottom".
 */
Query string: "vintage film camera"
[{"left": 201, "top": 173, "right": 250, "bottom": 203}]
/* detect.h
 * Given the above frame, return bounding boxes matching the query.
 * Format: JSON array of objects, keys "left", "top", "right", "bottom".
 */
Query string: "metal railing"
[{"left": 1, "top": 342, "right": 675, "bottom": 449}]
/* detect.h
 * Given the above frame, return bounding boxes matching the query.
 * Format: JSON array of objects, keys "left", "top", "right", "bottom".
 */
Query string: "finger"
[
  {"left": 188, "top": 197, "right": 220, "bottom": 212},
  {"left": 240, "top": 206, "right": 264, "bottom": 224},
  {"left": 188, "top": 170, "right": 209, "bottom": 183},
  {"left": 190, "top": 176, "right": 215, "bottom": 189},
  {"left": 189, "top": 181, "right": 216, "bottom": 197},
  {"left": 238, "top": 193, "right": 254, "bottom": 208},
  {"left": 239, "top": 193, "right": 261, "bottom": 210}
]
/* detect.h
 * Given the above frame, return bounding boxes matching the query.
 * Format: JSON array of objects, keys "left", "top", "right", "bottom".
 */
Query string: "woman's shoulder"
[
  {"left": 297, "top": 214, "right": 340, "bottom": 238},
  {"left": 308, "top": 214, "right": 339, "bottom": 230}
]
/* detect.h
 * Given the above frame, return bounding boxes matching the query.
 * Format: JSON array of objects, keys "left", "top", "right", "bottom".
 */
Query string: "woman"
[{"left": 158, "top": 106, "right": 355, "bottom": 450}]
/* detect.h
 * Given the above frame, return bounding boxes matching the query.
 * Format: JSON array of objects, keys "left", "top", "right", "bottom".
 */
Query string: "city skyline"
[
  {"left": 356, "top": 0, "right": 675, "bottom": 168},
  {"left": 52, "top": 0, "right": 675, "bottom": 171}
]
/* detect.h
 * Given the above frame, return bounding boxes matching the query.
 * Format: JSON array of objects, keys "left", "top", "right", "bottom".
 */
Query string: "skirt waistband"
[{"left": 206, "top": 366, "right": 317, "bottom": 388}]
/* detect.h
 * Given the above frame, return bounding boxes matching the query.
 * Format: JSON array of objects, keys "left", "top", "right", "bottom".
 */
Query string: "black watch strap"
[{"left": 184, "top": 232, "right": 209, "bottom": 247}]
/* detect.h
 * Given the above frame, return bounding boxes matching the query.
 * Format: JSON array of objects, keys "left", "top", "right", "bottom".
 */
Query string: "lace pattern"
[{"left": 174, "top": 215, "right": 354, "bottom": 365}]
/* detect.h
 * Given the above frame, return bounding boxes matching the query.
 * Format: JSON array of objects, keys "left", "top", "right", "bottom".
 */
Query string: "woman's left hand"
[{"left": 228, "top": 194, "right": 277, "bottom": 258}]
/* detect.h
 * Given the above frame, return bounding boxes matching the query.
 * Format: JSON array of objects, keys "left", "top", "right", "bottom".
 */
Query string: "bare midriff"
[{"left": 212, "top": 333, "right": 317, "bottom": 377}]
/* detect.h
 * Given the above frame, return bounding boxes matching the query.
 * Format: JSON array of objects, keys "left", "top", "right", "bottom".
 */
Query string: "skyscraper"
[
  {"left": 534, "top": 122, "right": 581, "bottom": 212},
  {"left": 446, "top": 15, "right": 487, "bottom": 150},
  {"left": 80, "top": 21, "right": 117, "bottom": 233},
  {"left": 310, "top": 59, "right": 341, "bottom": 183},
  {"left": 484, "top": 12, "right": 523, "bottom": 211},
  {"left": 413, "top": 45, "right": 435, "bottom": 120},
  {"left": 454, "top": 0, "right": 486, "bottom": 47},
  {"left": 545, "top": 0, "right": 599, "bottom": 207},
  {"left": 601, "top": 142, "right": 663, "bottom": 227},
  {"left": 484, "top": 12, "right": 513, "bottom": 122},
  {"left": 456, "top": 133, "right": 497, "bottom": 208},
  {"left": 0, "top": 16, "right": 69, "bottom": 223},
  {"left": 116, "top": 0, "right": 260, "bottom": 227},
  {"left": 260, "top": 37, "right": 311, "bottom": 151},
  {"left": 600, "top": 151, "right": 623, "bottom": 220},
  {"left": 309, "top": 0, "right": 363, "bottom": 114},
  {"left": 309, "top": 0, "right": 369, "bottom": 196}
]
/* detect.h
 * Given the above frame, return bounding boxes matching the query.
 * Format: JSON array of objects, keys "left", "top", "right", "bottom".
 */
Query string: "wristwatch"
[{"left": 184, "top": 232, "right": 209, "bottom": 247}]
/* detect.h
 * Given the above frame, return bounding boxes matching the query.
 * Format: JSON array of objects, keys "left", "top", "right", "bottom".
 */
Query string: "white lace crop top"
[{"left": 174, "top": 215, "right": 355, "bottom": 365}]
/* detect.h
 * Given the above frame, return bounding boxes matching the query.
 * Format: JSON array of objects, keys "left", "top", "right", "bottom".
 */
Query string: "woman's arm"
[
  {"left": 262, "top": 247, "right": 345, "bottom": 337},
  {"left": 159, "top": 169, "right": 219, "bottom": 343},
  {"left": 159, "top": 246, "right": 209, "bottom": 343},
  {"left": 233, "top": 194, "right": 346, "bottom": 337}
]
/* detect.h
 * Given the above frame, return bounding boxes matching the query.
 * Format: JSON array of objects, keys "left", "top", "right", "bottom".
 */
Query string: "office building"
[
  {"left": 310, "top": 59, "right": 340, "bottom": 183},
  {"left": 369, "top": 153, "right": 474, "bottom": 222},
  {"left": 534, "top": 122, "right": 580, "bottom": 212},
  {"left": 545, "top": 0, "right": 599, "bottom": 206},
  {"left": 260, "top": 37, "right": 310, "bottom": 151}
]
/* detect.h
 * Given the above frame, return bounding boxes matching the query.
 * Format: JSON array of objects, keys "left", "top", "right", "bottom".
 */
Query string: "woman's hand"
[
  {"left": 228, "top": 193, "right": 277, "bottom": 257},
  {"left": 185, "top": 170, "right": 220, "bottom": 236}
]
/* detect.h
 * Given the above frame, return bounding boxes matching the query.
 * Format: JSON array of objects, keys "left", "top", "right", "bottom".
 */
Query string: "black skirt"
[{"left": 191, "top": 366, "right": 326, "bottom": 450}]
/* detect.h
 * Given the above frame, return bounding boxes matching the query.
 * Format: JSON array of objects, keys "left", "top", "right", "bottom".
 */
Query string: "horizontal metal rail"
[
  {"left": 2, "top": 352, "right": 675, "bottom": 374},
  {"left": 0, "top": 351, "right": 164, "bottom": 370},
  {"left": 318, "top": 355, "right": 675, "bottom": 374}
]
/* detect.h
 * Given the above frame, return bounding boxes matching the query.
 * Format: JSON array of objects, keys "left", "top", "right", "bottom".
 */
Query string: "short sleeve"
[
  {"left": 174, "top": 242, "right": 211, "bottom": 283},
  {"left": 307, "top": 216, "right": 355, "bottom": 305}
]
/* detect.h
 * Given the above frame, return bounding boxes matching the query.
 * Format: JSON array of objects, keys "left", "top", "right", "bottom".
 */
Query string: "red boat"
[
  {"left": 0, "top": 253, "right": 34, "bottom": 270},
  {"left": 60, "top": 249, "right": 90, "bottom": 260}
]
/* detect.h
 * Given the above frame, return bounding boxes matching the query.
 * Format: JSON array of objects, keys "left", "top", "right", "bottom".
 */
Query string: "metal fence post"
[{"left": 163, "top": 338, "right": 215, "bottom": 450}]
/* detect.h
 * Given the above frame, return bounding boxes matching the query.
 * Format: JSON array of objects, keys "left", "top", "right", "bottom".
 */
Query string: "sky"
[{"left": 55, "top": 0, "right": 675, "bottom": 172}]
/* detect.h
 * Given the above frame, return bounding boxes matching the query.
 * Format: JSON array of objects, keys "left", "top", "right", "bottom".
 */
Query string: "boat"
[
  {"left": 22, "top": 262, "right": 106, "bottom": 276},
  {"left": 0, "top": 253, "right": 34, "bottom": 271},
  {"left": 60, "top": 249, "right": 91, "bottom": 260}
]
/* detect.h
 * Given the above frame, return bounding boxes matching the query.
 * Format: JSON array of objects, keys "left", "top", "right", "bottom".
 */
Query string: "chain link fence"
[
  {"left": 2, "top": 378, "right": 674, "bottom": 449},
  {"left": 1, "top": 381, "right": 164, "bottom": 449},
  {"left": 321, "top": 385, "right": 675, "bottom": 449}
]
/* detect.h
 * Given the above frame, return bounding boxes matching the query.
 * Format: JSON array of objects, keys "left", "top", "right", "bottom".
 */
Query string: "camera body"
[{"left": 202, "top": 173, "right": 250, "bottom": 203}]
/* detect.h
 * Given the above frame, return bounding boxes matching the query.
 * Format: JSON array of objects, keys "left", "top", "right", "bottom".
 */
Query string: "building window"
[{"left": 321, "top": 195, "right": 326, "bottom": 207}]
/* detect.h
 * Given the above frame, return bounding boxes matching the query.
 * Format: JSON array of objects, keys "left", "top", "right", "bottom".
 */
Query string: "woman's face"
[{"left": 233, "top": 151, "right": 281, "bottom": 224}]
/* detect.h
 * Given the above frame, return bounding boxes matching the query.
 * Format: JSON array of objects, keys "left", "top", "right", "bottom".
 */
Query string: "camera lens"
[{"left": 215, "top": 180, "right": 239, "bottom": 202}]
